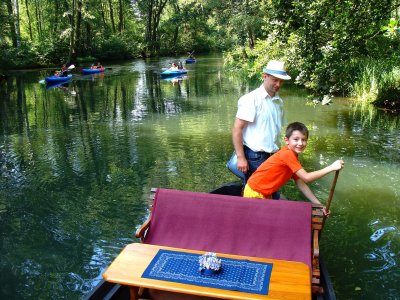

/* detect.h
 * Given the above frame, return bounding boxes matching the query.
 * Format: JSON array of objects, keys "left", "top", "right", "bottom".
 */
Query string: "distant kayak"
[
  {"left": 160, "top": 69, "right": 187, "bottom": 77},
  {"left": 82, "top": 68, "right": 105, "bottom": 74},
  {"left": 45, "top": 74, "right": 72, "bottom": 84},
  {"left": 185, "top": 58, "right": 196, "bottom": 64}
]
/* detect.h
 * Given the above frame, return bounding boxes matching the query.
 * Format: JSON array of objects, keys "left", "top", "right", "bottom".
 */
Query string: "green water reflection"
[{"left": 0, "top": 55, "right": 399, "bottom": 299}]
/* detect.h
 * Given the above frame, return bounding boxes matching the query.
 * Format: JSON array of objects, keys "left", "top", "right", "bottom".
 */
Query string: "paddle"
[{"left": 322, "top": 170, "right": 340, "bottom": 229}]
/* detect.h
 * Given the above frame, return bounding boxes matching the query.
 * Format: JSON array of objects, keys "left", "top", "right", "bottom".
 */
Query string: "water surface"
[{"left": 0, "top": 55, "right": 399, "bottom": 299}]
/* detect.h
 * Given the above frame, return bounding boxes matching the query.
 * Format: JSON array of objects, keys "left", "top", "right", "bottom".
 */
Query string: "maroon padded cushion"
[{"left": 143, "top": 188, "right": 312, "bottom": 269}]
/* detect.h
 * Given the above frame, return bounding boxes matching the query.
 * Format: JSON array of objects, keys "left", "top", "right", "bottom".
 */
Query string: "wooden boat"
[
  {"left": 45, "top": 74, "right": 72, "bottom": 84},
  {"left": 84, "top": 183, "right": 336, "bottom": 300},
  {"left": 82, "top": 68, "right": 105, "bottom": 74},
  {"left": 160, "top": 69, "right": 188, "bottom": 77}
]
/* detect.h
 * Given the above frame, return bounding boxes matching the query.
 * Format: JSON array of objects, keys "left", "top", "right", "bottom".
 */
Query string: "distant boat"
[
  {"left": 185, "top": 58, "right": 196, "bottom": 64},
  {"left": 160, "top": 69, "right": 188, "bottom": 77},
  {"left": 45, "top": 74, "right": 72, "bottom": 84},
  {"left": 82, "top": 68, "right": 105, "bottom": 74}
]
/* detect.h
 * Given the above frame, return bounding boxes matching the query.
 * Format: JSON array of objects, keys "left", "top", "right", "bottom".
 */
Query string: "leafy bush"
[
  {"left": 351, "top": 59, "right": 400, "bottom": 109},
  {"left": 95, "top": 34, "right": 141, "bottom": 60}
]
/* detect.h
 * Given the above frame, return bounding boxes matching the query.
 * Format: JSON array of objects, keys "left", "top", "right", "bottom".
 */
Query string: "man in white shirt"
[{"left": 232, "top": 60, "right": 291, "bottom": 192}]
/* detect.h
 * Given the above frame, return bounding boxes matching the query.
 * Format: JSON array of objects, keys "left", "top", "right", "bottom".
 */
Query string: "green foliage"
[
  {"left": 224, "top": 38, "right": 287, "bottom": 79},
  {"left": 0, "top": 41, "right": 40, "bottom": 68},
  {"left": 351, "top": 58, "right": 400, "bottom": 108},
  {"left": 94, "top": 34, "right": 141, "bottom": 60},
  {"left": 224, "top": 0, "right": 400, "bottom": 102}
]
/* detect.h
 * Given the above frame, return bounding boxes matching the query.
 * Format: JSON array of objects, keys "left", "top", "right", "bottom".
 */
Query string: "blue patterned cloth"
[{"left": 142, "top": 249, "right": 273, "bottom": 295}]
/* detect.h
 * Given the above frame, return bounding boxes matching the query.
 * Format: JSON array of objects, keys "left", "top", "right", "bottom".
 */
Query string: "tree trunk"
[
  {"left": 75, "top": 0, "right": 83, "bottom": 57},
  {"left": 68, "top": 0, "right": 76, "bottom": 63},
  {"left": 144, "top": 0, "right": 153, "bottom": 55},
  {"left": 5, "top": 0, "right": 18, "bottom": 47},
  {"left": 118, "top": 0, "right": 124, "bottom": 32},
  {"left": 171, "top": 2, "right": 180, "bottom": 50},
  {"left": 13, "top": 0, "right": 21, "bottom": 47},
  {"left": 145, "top": 0, "right": 168, "bottom": 55},
  {"left": 100, "top": 0, "right": 107, "bottom": 30},
  {"left": 52, "top": 1, "right": 60, "bottom": 38},
  {"left": 34, "top": 0, "right": 42, "bottom": 40},
  {"left": 24, "top": 0, "right": 33, "bottom": 40},
  {"left": 248, "top": 26, "right": 255, "bottom": 49},
  {"left": 108, "top": 0, "right": 116, "bottom": 33}
]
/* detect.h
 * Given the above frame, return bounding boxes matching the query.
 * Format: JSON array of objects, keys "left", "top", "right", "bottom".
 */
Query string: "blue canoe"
[
  {"left": 45, "top": 74, "right": 72, "bottom": 84},
  {"left": 82, "top": 68, "right": 105, "bottom": 74},
  {"left": 185, "top": 58, "right": 196, "bottom": 64},
  {"left": 160, "top": 69, "right": 188, "bottom": 77}
]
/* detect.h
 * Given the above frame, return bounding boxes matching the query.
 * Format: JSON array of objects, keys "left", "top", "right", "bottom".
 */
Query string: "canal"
[{"left": 0, "top": 54, "right": 399, "bottom": 299}]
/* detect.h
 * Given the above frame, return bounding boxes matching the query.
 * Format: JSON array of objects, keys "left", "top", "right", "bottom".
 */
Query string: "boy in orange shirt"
[{"left": 244, "top": 122, "right": 344, "bottom": 210}]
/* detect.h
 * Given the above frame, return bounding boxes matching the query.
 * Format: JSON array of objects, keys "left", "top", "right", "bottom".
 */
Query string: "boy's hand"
[
  {"left": 323, "top": 207, "right": 331, "bottom": 217},
  {"left": 331, "top": 160, "right": 344, "bottom": 171}
]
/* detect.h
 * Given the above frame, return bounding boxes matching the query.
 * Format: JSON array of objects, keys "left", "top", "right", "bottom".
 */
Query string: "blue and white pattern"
[{"left": 142, "top": 250, "right": 273, "bottom": 295}]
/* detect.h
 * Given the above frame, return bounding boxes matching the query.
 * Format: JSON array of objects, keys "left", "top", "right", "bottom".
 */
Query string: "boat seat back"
[{"left": 142, "top": 188, "right": 312, "bottom": 269}]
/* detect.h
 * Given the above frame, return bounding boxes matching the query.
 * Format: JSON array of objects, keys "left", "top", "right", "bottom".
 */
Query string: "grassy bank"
[{"left": 351, "top": 60, "right": 400, "bottom": 111}]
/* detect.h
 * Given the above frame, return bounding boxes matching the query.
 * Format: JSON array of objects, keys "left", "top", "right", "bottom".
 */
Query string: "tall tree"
[
  {"left": 138, "top": 0, "right": 168, "bottom": 56},
  {"left": 24, "top": 0, "right": 33, "bottom": 40},
  {"left": 108, "top": 0, "right": 116, "bottom": 33},
  {"left": 118, "top": 0, "right": 124, "bottom": 32},
  {"left": 68, "top": 0, "right": 77, "bottom": 63},
  {"left": 5, "top": 0, "right": 20, "bottom": 48}
]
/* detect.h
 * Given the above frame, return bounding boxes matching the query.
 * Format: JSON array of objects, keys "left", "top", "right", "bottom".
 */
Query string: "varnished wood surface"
[{"left": 103, "top": 243, "right": 311, "bottom": 300}]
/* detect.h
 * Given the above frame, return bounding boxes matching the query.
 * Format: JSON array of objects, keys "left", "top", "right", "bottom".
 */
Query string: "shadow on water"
[{"left": 0, "top": 55, "right": 399, "bottom": 299}]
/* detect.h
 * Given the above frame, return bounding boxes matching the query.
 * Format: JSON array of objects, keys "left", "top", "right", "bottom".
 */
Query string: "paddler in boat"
[
  {"left": 169, "top": 63, "right": 178, "bottom": 70},
  {"left": 55, "top": 64, "right": 68, "bottom": 77}
]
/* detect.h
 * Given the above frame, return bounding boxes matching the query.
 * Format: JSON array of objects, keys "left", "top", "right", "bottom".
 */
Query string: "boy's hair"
[{"left": 285, "top": 122, "right": 309, "bottom": 139}]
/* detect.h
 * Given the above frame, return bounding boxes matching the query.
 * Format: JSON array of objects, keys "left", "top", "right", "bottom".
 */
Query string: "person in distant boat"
[
  {"left": 96, "top": 62, "right": 103, "bottom": 69},
  {"left": 169, "top": 63, "right": 178, "bottom": 70},
  {"left": 232, "top": 60, "right": 291, "bottom": 194},
  {"left": 244, "top": 122, "right": 344, "bottom": 214},
  {"left": 55, "top": 64, "right": 68, "bottom": 77}
]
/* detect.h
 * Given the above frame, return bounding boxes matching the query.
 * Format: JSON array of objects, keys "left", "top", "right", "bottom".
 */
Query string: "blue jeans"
[{"left": 243, "top": 146, "right": 280, "bottom": 200}]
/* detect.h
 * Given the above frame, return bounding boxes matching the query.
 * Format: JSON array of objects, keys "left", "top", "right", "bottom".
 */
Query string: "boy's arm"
[
  {"left": 295, "top": 160, "right": 344, "bottom": 183},
  {"left": 295, "top": 178, "right": 321, "bottom": 204}
]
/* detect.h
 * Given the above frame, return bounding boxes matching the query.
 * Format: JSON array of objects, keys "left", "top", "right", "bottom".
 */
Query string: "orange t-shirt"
[{"left": 247, "top": 146, "right": 302, "bottom": 197}]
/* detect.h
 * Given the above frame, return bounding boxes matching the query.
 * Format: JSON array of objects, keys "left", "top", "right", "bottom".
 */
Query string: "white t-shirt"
[{"left": 236, "top": 84, "right": 285, "bottom": 153}]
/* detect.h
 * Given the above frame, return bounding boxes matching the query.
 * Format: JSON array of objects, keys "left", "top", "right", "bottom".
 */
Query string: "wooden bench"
[{"left": 136, "top": 188, "right": 324, "bottom": 294}]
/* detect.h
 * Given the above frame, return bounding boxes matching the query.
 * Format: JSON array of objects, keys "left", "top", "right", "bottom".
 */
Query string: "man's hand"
[{"left": 236, "top": 156, "right": 249, "bottom": 174}]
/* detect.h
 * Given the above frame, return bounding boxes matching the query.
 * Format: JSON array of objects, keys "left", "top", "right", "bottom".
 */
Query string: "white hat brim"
[{"left": 263, "top": 68, "right": 291, "bottom": 80}]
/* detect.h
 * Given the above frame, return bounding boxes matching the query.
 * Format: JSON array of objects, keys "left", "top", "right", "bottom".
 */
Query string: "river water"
[{"left": 0, "top": 54, "right": 399, "bottom": 299}]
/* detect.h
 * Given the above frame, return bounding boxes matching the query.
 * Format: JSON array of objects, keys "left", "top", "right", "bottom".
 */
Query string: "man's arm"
[{"left": 232, "top": 118, "right": 249, "bottom": 173}]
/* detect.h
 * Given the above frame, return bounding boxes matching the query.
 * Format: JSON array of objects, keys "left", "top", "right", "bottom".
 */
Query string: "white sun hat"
[{"left": 262, "top": 60, "right": 291, "bottom": 80}]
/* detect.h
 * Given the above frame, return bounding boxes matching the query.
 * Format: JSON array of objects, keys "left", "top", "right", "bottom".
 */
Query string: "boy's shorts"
[{"left": 243, "top": 184, "right": 271, "bottom": 199}]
